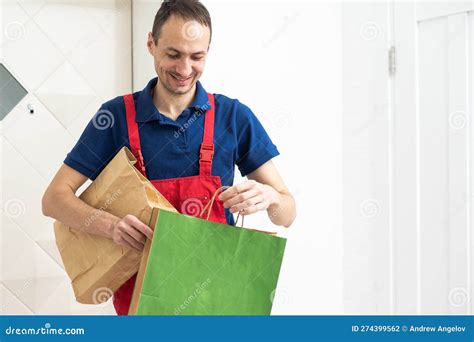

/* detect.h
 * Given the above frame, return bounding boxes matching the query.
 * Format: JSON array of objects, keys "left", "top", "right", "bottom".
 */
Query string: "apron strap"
[
  {"left": 123, "top": 92, "right": 216, "bottom": 178},
  {"left": 123, "top": 94, "right": 147, "bottom": 177},
  {"left": 199, "top": 93, "right": 215, "bottom": 176}
]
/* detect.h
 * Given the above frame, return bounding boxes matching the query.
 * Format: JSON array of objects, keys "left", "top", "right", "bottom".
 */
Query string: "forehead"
[{"left": 157, "top": 15, "right": 210, "bottom": 53}]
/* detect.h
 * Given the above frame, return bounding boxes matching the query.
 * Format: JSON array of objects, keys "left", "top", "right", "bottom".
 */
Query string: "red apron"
[{"left": 112, "top": 92, "right": 227, "bottom": 315}]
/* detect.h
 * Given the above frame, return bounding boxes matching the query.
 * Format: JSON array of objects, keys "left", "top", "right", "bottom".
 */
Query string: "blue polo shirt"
[{"left": 64, "top": 77, "right": 279, "bottom": 224}]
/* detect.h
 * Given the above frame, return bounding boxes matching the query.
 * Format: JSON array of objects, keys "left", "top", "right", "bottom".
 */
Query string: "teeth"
[{"left": 172, "top": 74, "right": 191, "bottom": 81}]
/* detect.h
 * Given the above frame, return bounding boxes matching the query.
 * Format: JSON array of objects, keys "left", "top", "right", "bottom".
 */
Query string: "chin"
[{"left": 171, "top": 81, "right": 196, "bottom": 95}]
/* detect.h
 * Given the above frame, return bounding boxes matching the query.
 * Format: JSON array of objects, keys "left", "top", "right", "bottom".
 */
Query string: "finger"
[
  {"left": 121, "top": 223, "right": 146, "bottom": 244},
  {"left": 224, "top": 189, "right": 258, "bottom": 208},
  {"left": 240, "top": 201, "right": 268, "bottom": 216},
  {"left": 229, "top": 194, "right": 263, "bottom": 213},
  {"left": 119, "top": 232, "right": 144, "bottom": 251},
  {"left": 124, "top": 215, "right": 154, "bottom": 240},
  {"left": 219, "top": 181, "right": 255, "bottom": 201}
]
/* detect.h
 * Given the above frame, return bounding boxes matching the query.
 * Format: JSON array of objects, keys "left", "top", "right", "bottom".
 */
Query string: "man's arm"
[
  {"left": 218, "top": 160, "right": 296, "bottom": 227},
  {"left": 42, "top": 164, "right": 153, "bottom": 250}
]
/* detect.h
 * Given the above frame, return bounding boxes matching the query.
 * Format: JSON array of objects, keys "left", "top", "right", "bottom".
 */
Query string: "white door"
[
  {"left": 393, "top": 1, "right": 473, "bottom": 315},
  {"left": 343, "top": 1, "right": 474, "bottom": 314}
]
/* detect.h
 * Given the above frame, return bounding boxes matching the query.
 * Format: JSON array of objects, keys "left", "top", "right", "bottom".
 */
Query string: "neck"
[{"left": 153, "top": 81, "right": 196, "bottom": 120}]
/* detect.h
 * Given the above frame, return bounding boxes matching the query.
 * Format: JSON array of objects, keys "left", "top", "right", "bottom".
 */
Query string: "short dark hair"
[{"left": 152, "top": 0, "right": 212, "bottom": 44}]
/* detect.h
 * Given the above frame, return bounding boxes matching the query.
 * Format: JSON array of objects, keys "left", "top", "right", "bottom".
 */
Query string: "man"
[{"left": 42, "top": 0, "right": 296, "bottom": 315}]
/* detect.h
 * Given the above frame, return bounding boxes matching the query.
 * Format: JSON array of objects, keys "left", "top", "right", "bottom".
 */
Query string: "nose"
[{"left": 175, "top": 57, "right": 192, "bottom": 77}]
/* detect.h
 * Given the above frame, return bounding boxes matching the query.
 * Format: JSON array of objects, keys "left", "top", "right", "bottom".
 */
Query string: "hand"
[
  {"left": 110, "top": 214, "right": 153, "bottom": 251},
  {"left": 218, "top": 180, "right": 277, "bottom": 216}
]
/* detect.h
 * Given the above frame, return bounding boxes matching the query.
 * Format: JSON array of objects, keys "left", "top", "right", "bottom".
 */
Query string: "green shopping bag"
[{"left": 129, "top": 197, "right": 287, "bottom": 315}]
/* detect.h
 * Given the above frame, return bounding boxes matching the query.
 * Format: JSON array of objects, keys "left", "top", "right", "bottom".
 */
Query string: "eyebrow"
[{"left": 165, "top": 47, "right": 206, "bottom": 55}]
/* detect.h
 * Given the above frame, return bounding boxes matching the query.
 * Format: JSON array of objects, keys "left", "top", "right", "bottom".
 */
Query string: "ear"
[{"left": 147, "top": 32, "right": 155, "bottom": 56}]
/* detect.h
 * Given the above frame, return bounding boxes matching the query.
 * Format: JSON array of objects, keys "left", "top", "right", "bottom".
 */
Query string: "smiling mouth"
[{"left": 170, "top": 73, "right": 193, "bottom": 82}]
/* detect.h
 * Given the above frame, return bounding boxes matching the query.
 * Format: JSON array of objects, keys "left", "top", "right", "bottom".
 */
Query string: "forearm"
[
  {"left": 42, "top": 187, "right": 119, "bottom": 239},
  {"left": 266, "top": 186, "right": 296, "bottom": 228}
]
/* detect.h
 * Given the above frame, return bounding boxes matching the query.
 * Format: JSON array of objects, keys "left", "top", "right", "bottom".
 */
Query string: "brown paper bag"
[{"left": 54, "top": 147, "right": 177, "bottom": 304}]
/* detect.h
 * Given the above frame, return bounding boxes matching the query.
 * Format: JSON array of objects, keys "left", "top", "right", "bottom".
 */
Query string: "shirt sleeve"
[
  {"left": 235, "top": 101, "right": 280, "bottom": 176},
  {"left": 64, "top": 103, "right": 122, "bottom": 180}
]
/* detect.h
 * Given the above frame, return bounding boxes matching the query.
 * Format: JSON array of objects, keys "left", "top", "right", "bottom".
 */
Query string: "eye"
[
  {"left": 192, "top": 55, "right": 204, "bottom": 61},
  {"left": 168, "top": 54, "right": 179, "bottom": 59}
]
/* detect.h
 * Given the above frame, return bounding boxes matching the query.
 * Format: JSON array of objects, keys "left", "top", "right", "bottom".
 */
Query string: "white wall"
[
  {"left": 133, "top": 0, "right": 344, "bottom": 314},
  {"left": 1, "top": 0, "right": 131, "bottom": 314}
]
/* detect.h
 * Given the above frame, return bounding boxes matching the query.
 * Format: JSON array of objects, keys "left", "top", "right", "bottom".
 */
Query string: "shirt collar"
[{"left": 136, "top": 77, "right": 210, "bottom": 123}]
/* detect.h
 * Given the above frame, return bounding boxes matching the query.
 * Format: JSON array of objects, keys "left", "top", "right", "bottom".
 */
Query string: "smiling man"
[{"left": 42, "top": 0, "right": 296, "bottom": 315}]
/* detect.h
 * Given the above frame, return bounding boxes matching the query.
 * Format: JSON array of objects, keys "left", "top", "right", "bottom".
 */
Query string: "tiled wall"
[{"left": 1, "top": 0, "right": 132, "bottom": 315}]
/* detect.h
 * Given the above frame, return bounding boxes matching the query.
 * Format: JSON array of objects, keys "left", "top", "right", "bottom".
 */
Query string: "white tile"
[
  {"left": 98, "top": 301, "right": 117, "bottom": 315},
  {"left": 1, "top": 138, "right": 64, "bottom": 268},
  {"left": 69, "top": 26, "right": 131, "bottom": 100},
  {"left": 1, "top": 20, "right": 64, "bottom": 91},
  {"left": 35, "top": 61, "right": 97, "bottom": 127},
  {"left": 1, "top": 137, "right": 50, "bottom": 242},
  {"left": 66, "top": 96, "right": 102, "bottom": 140},
  {"left": 2, "top": 95, "right": 75, "bottom": 180},
  {"left": 33, "top": 2, "right": 103, "bottom": 57},
  {"left": 1, "top": 218, "right": 65, "bottom": 313},
  {"left": 83, "top": 0, "right": 131, "bottom": 39},
  {"left": 0, "top": 283, "right": 34, "bottom": 315},
  {"left": 35, "top": 230, "right": 64, "bottom": 270},
  {"left": 0, "top": 1, "right": 30, "bottom": 46},
  {"left": 37, "top": 278, "right": 115, "bottom": 315},
  {"left": 17, "top": 0, "right": 46, "bottom": 18}
]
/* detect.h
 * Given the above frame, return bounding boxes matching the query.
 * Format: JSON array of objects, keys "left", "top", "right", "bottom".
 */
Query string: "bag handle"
[{"left": 199, "top": 186, "right": 244, "bottom": 228}]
